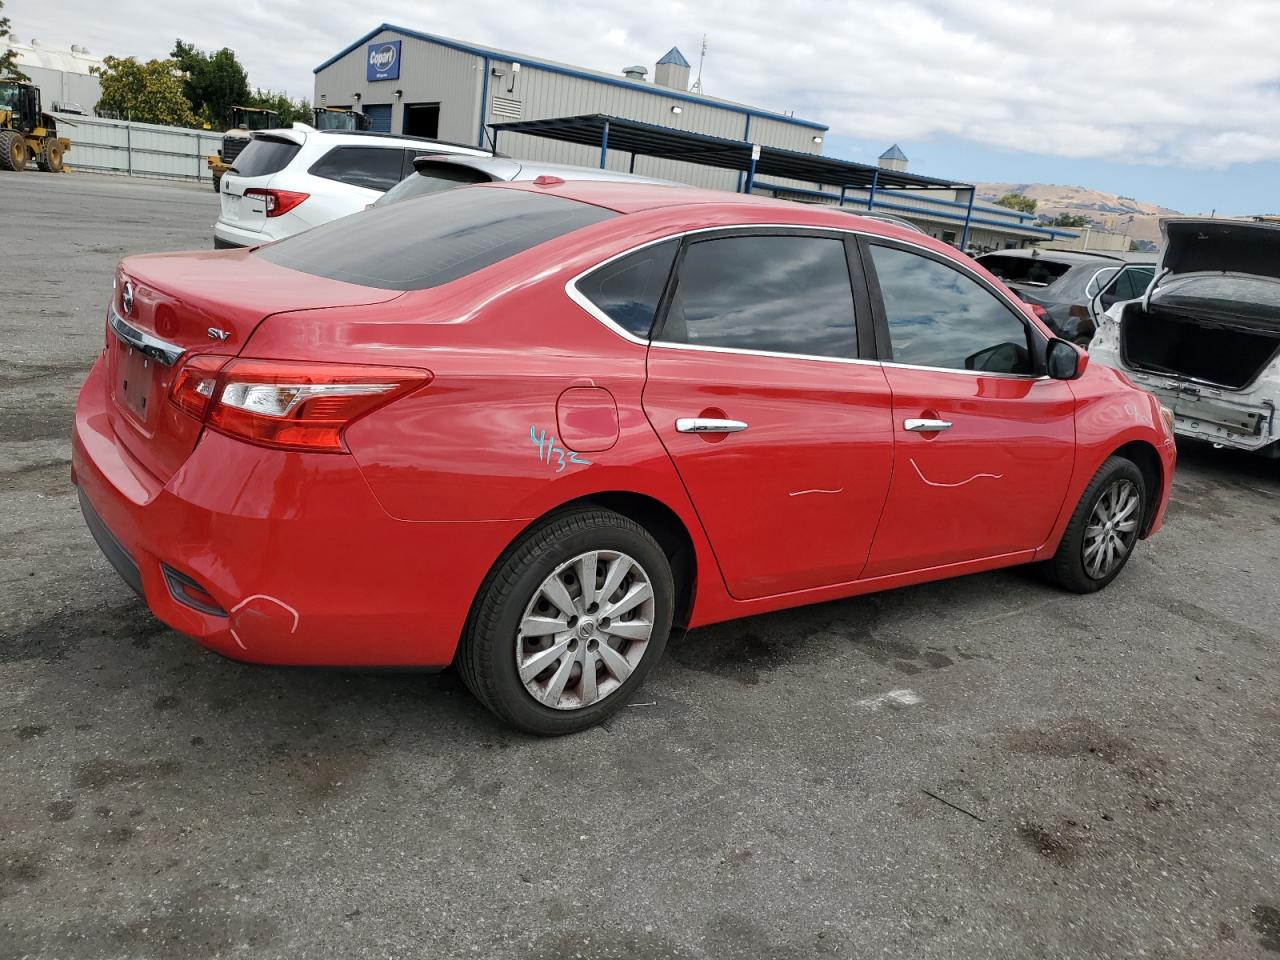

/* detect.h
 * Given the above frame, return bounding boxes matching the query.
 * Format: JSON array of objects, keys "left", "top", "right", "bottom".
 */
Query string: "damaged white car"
[{"left": 1090, "top": 218, "right": 1280, "bottom": 457}]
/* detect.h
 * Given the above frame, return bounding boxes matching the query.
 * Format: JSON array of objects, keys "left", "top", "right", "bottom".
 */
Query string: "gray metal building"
[{"left": 313, "top": 24, "right": 827, "bottom": 190}]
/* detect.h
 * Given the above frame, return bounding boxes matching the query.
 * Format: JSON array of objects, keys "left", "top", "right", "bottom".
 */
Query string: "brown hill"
[{"left": 977, "top": 183, "right": 1183, "bottom": 244}]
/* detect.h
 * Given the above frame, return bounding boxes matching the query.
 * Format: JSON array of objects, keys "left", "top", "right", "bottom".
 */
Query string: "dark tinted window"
[
  {"left": 660, "top": 235, "right": 857, "bottom": 359},
  {"left": 255, "top": 188, "right": 615, "bottom": 291},
  {"left": 870, "top": 244, "right": 1032, "bottom": 375},
  {"left": 230, "top": 137, "right": 300, "bottom": 177},
  {"left": 308, "top": 146, "right": 407, "bottom": 191},
  {"left": 575, "top": 240, "right": 678, "bottom": 338},
  {"left": 977, "top": 254, "right": 1073, "bottom": 288},
  {"left": 373, "top": 162, "right": 492, "bottom": 207},
  {"left": 1112, "top": 266, "right": 1154, "bottom": 300}
]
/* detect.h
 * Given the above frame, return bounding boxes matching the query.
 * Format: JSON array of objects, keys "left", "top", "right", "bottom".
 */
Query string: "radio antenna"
[{"left": 690, "top": 34, "right": 708, "bottom": 93}]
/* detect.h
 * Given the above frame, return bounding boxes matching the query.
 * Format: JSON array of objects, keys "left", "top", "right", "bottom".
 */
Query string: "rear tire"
[
  {"left": 457, "top": 508, "right": 674, "bottom": 736},
  {"left": 0, "top": 131, "right": 27, "bottom": 171},
  {"left": 1043, "top": 456, "right": 1146, "bottom": 594}
]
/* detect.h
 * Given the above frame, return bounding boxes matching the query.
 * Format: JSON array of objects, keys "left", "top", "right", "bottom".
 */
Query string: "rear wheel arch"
[
  {"left": 1109, "top": 440, "right": 1163, "bottom": 536},
  {"left": 473, "top": 491, "right": 698, "bottom": 636}
]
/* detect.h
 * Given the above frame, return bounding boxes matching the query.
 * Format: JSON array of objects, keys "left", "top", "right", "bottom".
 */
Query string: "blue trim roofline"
[{"left": 315, "top": 24, "right": 829, "bottom": 132}]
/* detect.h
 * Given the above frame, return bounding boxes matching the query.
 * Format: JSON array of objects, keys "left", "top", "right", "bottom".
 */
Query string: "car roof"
[
  {"left": 259, "top": 124, "right": 491, "bottom": 155},
  {"left": 479, "top": 179, "right": 968, "bottom": 252},
  {"left": 978, "top": 248, "right": 1130, "bottom": 265},
  {"left": 409, "top": 153, "right": 676, "bottom": 186}
]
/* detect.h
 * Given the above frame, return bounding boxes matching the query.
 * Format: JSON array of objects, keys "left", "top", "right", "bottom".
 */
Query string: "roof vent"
[
  {"left": 654, "top": 47, "right": 691, "bottom": 91},
  {"left": 878, "top": 144, "right": 908, "bottom": 172},
  {"left": 622, "top": 65, "right": 648, "bottom": 81}
]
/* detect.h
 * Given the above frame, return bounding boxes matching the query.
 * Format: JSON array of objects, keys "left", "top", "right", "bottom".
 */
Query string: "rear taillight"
[
  {"left": 244, "top": 188, "right": 309, "bottom": 218},
  {"left": 170, "top": 355, "right": 229, "bottom": 419},
  {"left": 169, "top": 357, "right": 429, "bottom": 453}
]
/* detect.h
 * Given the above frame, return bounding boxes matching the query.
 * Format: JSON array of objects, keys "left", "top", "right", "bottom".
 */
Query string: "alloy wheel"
[
  {"left": 516, "top": 550, "right": 655, "bottom": 711},
  {"left": 1083, "top": 478, "right": 1140, "bottom": 579}
]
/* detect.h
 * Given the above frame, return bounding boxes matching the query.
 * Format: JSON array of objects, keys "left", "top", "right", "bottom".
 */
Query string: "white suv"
[{"left": 213, "top": 124, "right": 489, "bottom": 249}]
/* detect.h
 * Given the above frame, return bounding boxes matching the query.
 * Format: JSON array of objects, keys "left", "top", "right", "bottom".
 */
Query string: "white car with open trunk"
[{"left": 1090, "top": 218, "right": 1280, "bottom": 457}]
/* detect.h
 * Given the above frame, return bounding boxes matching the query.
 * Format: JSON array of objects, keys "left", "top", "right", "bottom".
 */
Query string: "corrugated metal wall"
[
  {"left": 314, "top": 30, "right": 825, "bottom": 191},
  {"left": 48, "top": 114, "right": 223, "bottom": 184},
  {"left": 15, "top": 63, "right": 101, "bottom": 113}
]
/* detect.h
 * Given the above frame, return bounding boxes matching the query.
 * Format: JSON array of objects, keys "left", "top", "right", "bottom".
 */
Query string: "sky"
[{"left": 10, "top": 0, "right": 1280, "bottom": 214}]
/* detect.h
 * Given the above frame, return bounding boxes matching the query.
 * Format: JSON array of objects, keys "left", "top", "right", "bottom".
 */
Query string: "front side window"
[
  {"left": 575, "top": 240, "right": 678, "bottom": 338},
  {"left": 255, "top": 188, "right": 615, "bottom": 291},
  {"left": 870, "top": 244, "right": 1033, "bottom": 375},
  {"left": 308, "top": 146, "right": 408, "bottom": 191},
  {"left": 659, "top": 235, "right": 857, "bottom": 359}
]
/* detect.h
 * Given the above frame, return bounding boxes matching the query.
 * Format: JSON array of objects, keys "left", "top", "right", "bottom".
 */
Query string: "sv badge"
[{"left": 207, "top": 327, "right": 231, "bottom": 341}]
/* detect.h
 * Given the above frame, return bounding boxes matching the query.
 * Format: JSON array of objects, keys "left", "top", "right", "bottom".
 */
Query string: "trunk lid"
[
  {"left": 218, "top": 129, "right": 306, "bottom": 234},
  {"left": 1158, "top": 218, "right": 1280, "bottom": 285},
  {"left": 106, "top": 248, "right": 402, "bottom": 482}
]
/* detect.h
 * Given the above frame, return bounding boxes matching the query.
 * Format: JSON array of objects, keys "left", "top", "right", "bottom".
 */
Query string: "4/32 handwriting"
[{"left": 531, "top": 426, "right": 592, "bottom": 473}]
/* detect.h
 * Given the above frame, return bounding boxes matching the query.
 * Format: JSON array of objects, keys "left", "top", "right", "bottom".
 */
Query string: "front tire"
[
  {"left": 1044, "top": 456, "right": 1146, "bottom": 593},
  {"left": 457, "top": 508, "right": 674, "bottom": 735},
  {"left": 37, "top": 138, "right": 65, "bottom": 173}
]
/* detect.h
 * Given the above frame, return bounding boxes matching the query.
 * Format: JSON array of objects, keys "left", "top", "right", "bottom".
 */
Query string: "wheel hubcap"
[
  {"left": 1083, "top": 479, "right": 1140, "bottom": 579},
  {"left": 516, "top": 550, "right": 655, "bottom": 711}
]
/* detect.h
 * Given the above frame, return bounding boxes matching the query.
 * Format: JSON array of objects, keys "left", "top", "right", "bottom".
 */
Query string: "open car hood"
[{"left": 1158, "top": 218, "right": 1280, "bottom": 285}]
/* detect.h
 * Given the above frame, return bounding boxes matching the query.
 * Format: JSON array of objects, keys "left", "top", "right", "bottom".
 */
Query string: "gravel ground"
[{"left": 2, "top": 170, "right": 1279, "bottom": 960}]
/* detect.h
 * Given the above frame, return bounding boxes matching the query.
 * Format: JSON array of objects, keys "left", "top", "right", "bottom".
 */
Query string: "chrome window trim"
[
  {"left": 108, "top": 306, "right": 185, "bottom": 367},
  {"left": 649, "top": 339, "right": 882, "bottom": 367},
  {"left": 564, "top": 222, "right": 1042, "bottom": 367},
  {"left": 881, "top": 360, "right": 1048, "bottom": 381}
]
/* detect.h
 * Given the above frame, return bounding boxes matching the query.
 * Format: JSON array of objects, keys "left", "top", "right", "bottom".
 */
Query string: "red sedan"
[{"left": 73, "top": 181, "right": 1176, "bottom": 734}]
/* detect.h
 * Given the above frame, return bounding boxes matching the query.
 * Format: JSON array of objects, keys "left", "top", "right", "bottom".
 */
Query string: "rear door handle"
[
  {"left": 676, "top": 417, "right": 749, "bottom": 434},
  {"left": 904, "top": 418, "right": 953, "bottom": 432}
]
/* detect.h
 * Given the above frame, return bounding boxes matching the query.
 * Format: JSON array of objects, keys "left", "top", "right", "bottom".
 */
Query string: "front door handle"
[
  {"left": 676, "top": 417, "right": 749, "bottom": 434},
  {"left": 904, "top": 418, "right": 953, "bottom": 432}
]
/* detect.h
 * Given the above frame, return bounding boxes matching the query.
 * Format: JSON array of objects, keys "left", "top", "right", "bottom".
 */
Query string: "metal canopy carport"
[{"left": 488, "top": 113, "right": 983, "bottom": 247}]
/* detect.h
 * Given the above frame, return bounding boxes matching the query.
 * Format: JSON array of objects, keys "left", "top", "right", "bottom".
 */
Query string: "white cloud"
[{"left": 9, "top": 0, "right": 1280, "bottom": 167}]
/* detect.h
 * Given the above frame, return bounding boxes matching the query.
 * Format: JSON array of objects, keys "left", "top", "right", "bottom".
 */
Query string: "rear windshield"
[
  {"left": 230, "top": 136, "right": 300, "bottom": 178},
  {"left": 372, "top": 162, "right": 492, "bottom": 207},
  {"left": 978, "top": 254, "right": 1072, "bottom": 288},
  {"left": 255, "top": 188, "right": 616, "bottom": 291}
]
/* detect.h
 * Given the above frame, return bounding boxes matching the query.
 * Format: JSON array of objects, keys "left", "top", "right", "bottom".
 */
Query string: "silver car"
[
  {"left": 374, "top": 154, "right": 677, "bottom": 206},
  {"left": 1090, "top": 218, "right": 1280, "bottom": 457}
]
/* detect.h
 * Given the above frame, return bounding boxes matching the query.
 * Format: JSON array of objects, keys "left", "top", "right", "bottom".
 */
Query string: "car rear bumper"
[
  {"left": 212, "top": 219, "right": 269, "bottom": 250},
  {"left": 72, "top": 355, "right": 527, "bottom": 668}
]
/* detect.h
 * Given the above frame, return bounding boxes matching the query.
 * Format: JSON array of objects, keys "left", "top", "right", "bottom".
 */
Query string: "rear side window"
[
  {"left": 870, "top": 244, "right": 1032, "bottom": 375},
  {"left": 230, "top": 137, "right": 299, "bottom": 177},
  {"left": 978, "top": 254, "right": 1072, "bottom": 288},
  {"left": 308, "top": 146, "right": 408, "bottom": 191},
  {"left": 1112, "top": 266, "right": 1155, "bottom": 300},
  {"left": 659, "top": 235, "right": 857, "bottom": 359},
  {"left": 255, "top": 188, "right": 616, "bottom": 291},
  {"left": 575, "top": 240, "right": 678, "bottom": 338},
  {"left": 373, "top": 162, "right": 492, "bottom": 207}
]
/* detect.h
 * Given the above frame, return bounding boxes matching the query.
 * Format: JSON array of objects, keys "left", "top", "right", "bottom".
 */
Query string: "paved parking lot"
[{"left": 3, "top": 170, "right": 1280, "bottom": 960}]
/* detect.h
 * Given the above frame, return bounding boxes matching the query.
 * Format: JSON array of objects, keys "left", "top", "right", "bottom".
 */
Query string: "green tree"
[
  {"left": 250, "top": 88, "right": 312, "bottom": 127},
  {"left": 92, "top": 56, "right": 201, "bottom": 126},
  {"left": 171, "top": 39, "right": 250, "bottom": 129},
  {"left": 0, "top": 0, "right": 31, "bottom": 82},
  {"left": 1051, "top": 213, "right": 1091, "bottom": 228},
  {"left": 994, "top": 192, "right": 1037, "bottom": 214}
]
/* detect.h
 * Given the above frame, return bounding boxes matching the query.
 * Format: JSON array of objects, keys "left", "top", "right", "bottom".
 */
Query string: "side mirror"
[{"left": 1046, "top": 338, "right": 1088, "bottom": 380}]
